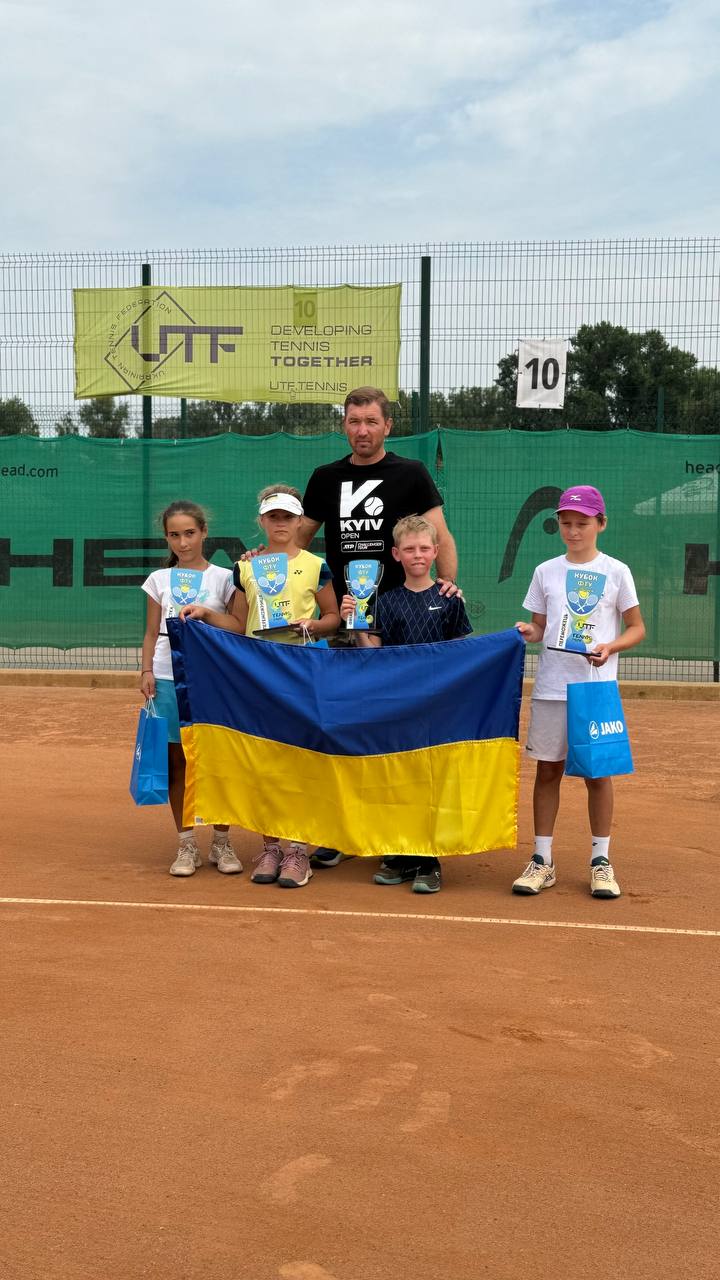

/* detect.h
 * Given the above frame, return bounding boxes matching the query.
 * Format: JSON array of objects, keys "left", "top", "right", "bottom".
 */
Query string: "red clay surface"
[{"left": 1, "top": 688, "right": 719, "bottom": 1280}]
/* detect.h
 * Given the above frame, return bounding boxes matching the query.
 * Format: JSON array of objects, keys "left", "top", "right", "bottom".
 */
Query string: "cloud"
[
  {"left": 0, "top": 0, "right": 717, "bottom": 248},
  {"left": 451, "top": 0, "right": 720, "bottom": 152}
]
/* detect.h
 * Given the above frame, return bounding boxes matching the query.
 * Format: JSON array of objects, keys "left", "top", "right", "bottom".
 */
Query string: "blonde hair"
[
  {"left": 256, "top": 482, "right": 303, "bottom": 531},
  {"left": 256, "top": 482, "right": 302, "bottom": 506},
  {"left": 393, "top": 514, "right": 438, "bottom": 547}
]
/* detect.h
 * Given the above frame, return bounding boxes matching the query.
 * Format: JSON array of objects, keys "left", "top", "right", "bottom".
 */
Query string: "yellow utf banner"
[{"left": 73, "top": 284, "right": 401, "bottom": 404}]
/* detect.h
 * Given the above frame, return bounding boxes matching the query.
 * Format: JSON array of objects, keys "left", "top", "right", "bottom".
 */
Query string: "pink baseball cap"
[{"left": 556, "top": 485, "right": 605, "bottom": 517}]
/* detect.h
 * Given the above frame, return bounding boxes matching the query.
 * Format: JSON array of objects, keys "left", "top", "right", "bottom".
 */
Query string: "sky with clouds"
[{"left": 1, "top": 0, "right": 718, "bottom": 250}]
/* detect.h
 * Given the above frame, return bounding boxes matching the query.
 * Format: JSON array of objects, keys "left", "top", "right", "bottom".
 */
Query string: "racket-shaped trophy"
[
  {"left": 251, "top": 553, "right": 295, "bottom": 637},
  {"left": 344, "top": 558, "right": 383, "bottom": 635},
  {"left": 548, "top": 568, "right": 607, "bottom": 656},
  {"left": 169, "top": 567, "right": 205, "bottom": 615}
]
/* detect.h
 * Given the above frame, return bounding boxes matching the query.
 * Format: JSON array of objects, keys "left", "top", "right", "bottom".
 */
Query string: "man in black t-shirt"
[
  {"left": 299, "top": 386, "right": 458, "bottom": 605},
  {"left": 296, "top": 386, "right": 461, "bottom": 867}
]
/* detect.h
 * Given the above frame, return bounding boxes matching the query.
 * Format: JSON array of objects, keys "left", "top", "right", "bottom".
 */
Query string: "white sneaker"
[
  {"left": 209, "top": 839, "right": 243, "bottom": 875},
  {"left": 590, "top": 860, "right": 621, "bottom": 898},
  {"left": 170, "top": 840, "right": 202, "bottom": 877},
  {"left": 512, "top": 856, "right": 556, "bottom": 895}
]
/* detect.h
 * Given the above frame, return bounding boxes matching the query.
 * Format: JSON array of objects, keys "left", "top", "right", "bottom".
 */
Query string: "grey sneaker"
[
  {"left": 251, "top": 843, "right": 283, "bottom": 884},
  {"left": 170, "top": 840, "right": 202, "bottom": 877},
  {"left": 512, "top": 855, "right": 556, "bottom": 895},
  {"left": 590, "top": 859, "right": 621, "bottom": 898},
  {"left": 374, "top": 857, "right": 421, "bottom": 885},
  {"left": 209, "top": 839, "right": 242, "bottom": 875},
  {"left": 278, "top": 844, "right": 313, "bottom": 888},
  {"left": 412, "top": 864, "right": 442, "bottom": 894}
]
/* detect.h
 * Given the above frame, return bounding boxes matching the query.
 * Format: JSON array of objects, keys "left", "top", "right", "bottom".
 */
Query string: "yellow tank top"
[{"left": 236, "top": 550, "right": 331, "bottom": 644}]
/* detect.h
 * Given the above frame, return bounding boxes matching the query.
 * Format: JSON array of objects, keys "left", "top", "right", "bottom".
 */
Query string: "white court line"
[{"left": 0, "top": 896, "right": 718, "bottom": 938}]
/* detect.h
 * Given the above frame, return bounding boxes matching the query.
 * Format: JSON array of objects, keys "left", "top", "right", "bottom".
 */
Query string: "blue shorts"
[{"left": 152, "top": 678, "right": 181, "bottom": 744}]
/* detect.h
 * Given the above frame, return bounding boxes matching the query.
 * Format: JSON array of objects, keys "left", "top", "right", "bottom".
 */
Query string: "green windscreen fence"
[
  {"left": 0, "top": 431, "right": 717, "bottom": 663},
  {"left": 439, "top": 431, "right": 719, "bottom": 664}
]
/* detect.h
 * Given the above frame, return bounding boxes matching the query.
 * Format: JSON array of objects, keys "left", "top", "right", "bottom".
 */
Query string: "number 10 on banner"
[{"left": 516, "top": 339, "right": 568, "bottom": 410}]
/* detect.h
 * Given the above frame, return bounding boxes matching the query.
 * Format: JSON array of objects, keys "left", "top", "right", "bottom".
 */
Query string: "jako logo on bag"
[
  {"left": 589, "top": 719, "right": 624, "bottom": 738},
  {"left": 339, "top": 480, "right": 384, "bottom": 531}
]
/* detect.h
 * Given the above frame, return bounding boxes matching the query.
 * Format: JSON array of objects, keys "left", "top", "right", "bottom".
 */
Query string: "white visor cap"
[{"left": 259, "top": 493, "right": 304, "bottom": 517}]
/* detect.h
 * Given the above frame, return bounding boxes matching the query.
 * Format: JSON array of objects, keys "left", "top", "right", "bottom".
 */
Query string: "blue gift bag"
[
  {"left": 565, "top": 678, "right": 634, "bottom": 779},
  {"left": 129, "top": 698, "right": 169, "bottom": 805}
]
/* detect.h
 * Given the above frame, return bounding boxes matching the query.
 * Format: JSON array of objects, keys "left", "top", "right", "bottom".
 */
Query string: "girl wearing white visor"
[{"left": 181, "top": 483, "right": 339, "bottom": 888}]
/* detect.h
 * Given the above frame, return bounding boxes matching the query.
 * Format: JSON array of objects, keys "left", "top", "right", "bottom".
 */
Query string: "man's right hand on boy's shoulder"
[{"left": 238, "top": 545, "right": 267, "bottom": 561}]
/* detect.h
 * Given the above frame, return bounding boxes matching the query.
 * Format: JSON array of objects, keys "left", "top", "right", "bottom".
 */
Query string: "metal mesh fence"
[
  {"left": 0, "top": 241, "right": 718, "bottom": 676},
  {"left": 2, "top": 239, "right": 720, "bottom": 436}
]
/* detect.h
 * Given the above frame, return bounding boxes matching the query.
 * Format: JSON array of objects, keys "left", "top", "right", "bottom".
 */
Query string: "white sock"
[
  {"left": 178, "top": 829, "right": 195, "bottom": 843},
  {"left": 534, "top": 836, "right": 554, "bottom": 866},
  {"left": 212, "top": 829, "right": 230, "bottom": 845},
  {"left": 591, "top": 836, "right": 610, "bottom": 863}
]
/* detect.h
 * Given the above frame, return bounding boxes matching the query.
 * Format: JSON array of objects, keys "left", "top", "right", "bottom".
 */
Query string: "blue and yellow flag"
[{"left": 168, "top": 621, "right": 525, "bottom": 858}]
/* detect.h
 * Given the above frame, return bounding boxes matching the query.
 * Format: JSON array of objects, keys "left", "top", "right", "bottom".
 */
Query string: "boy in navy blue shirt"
[{"left": 340, "top": 514, "right": 471, "bottom": 893}]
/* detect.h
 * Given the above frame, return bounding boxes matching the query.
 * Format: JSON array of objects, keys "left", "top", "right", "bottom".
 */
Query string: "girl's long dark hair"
[{"left": 161, "top": 501, "right": 208, "bottom": 567}]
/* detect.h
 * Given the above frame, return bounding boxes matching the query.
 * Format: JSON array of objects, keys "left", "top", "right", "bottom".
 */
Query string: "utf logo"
[{"left": 105, "top": 290, "right": 243, "bottom": 392}]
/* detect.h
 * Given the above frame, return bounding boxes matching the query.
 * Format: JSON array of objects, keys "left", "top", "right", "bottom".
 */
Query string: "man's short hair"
[
  {"left": 393, "top": 514, "right": 438, "bottom": 547},
  {"left": 344, "top": 387, "right": 392, "bottom": 421}
]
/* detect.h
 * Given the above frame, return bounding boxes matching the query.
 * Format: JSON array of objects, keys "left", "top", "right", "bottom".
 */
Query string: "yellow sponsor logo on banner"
[{"left": 73, "top": 284, "right": 401, "bottom": 404}]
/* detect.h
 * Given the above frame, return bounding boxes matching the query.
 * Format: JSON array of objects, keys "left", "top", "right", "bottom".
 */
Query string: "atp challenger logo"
[{"left": 104, "top": 290, "right": 244, "bottom": 392}]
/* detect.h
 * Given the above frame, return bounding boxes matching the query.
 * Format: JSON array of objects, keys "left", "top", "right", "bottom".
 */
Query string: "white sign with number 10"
[{"left": 516, "top": 338, "right": 568, "bottom": 409}]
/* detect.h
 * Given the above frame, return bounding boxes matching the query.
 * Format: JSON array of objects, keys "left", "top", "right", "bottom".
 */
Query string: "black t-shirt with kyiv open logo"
[{"left": 302, "top": 451, "right": 443, "bottom": 603}]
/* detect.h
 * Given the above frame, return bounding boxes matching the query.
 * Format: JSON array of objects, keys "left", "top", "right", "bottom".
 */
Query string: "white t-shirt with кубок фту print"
[
  {"left": 142, "top": 564, "right": 235, "bottom": 680},
  {"left": 524, "top": 551, "right": 639, "bottom": 700}
]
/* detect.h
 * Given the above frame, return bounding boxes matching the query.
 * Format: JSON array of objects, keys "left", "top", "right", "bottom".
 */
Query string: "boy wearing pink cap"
[{"left": 513, "top": 486, "right": 645, "bottom": 899}]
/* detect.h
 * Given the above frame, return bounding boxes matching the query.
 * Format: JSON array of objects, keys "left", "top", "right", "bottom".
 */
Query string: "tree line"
[{"left": 2, "top": 323, "right": 719, "bottom": 436}]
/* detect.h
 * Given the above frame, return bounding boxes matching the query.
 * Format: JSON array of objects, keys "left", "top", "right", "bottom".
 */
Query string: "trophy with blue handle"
[
  {"left": 169, "top": 568, "right": 205, "bottom": 616},
  {"left": 344, "top": 559, "right": 383, "bottom": 635},
  {"left": 251, "top": 553, "right": 294, "bottom": 636}
]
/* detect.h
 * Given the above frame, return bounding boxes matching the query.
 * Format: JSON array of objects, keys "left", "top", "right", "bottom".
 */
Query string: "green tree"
[
  {"left": 0, "top": 397, "right": 39, "bottom": 436},
  {"left": 78, "top": 397, "right": 130, "bottom": 438},
  {"left": 492, "top": 323, "right": 709, "bottom": 431},
  {"left": 186, "top": 401, "right": 245, "bottom": 436},
  {"left": 55, "top": 412, "right": 79, "bottom": 436},
  {"left": 255, "top": 402, "right": 342, "bottom": 435},
  {"left": 151, "top": 415, "right": 182, "bottom": 439},
  {"left": 677, "top": 366, "right": 720, "bottom": 434}
]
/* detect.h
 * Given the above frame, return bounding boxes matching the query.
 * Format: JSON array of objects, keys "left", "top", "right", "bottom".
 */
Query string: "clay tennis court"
[{"left": 2, "top": 685, "right": 718, "bottom": 1280}]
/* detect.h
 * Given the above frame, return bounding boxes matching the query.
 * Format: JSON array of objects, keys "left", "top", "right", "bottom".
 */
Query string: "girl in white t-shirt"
[
  {"left": 513, "top": 485, "right": 645, "bottom": 901},
  {"left": 140, "top": 500, "right": 241, "bottom": 878}
]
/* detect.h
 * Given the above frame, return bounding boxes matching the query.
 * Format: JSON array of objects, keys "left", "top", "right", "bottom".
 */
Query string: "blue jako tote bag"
[
  {"left": 129, "top": 698, "right": 169, "bottom": 805},
  {"left": 565, "top": 676, "right": 634, "bottom": 779}
]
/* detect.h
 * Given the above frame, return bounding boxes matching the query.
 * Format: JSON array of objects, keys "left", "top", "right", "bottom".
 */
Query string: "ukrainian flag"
[{"left": 168, "top": 621, "right": 524, "bottom": 858}]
